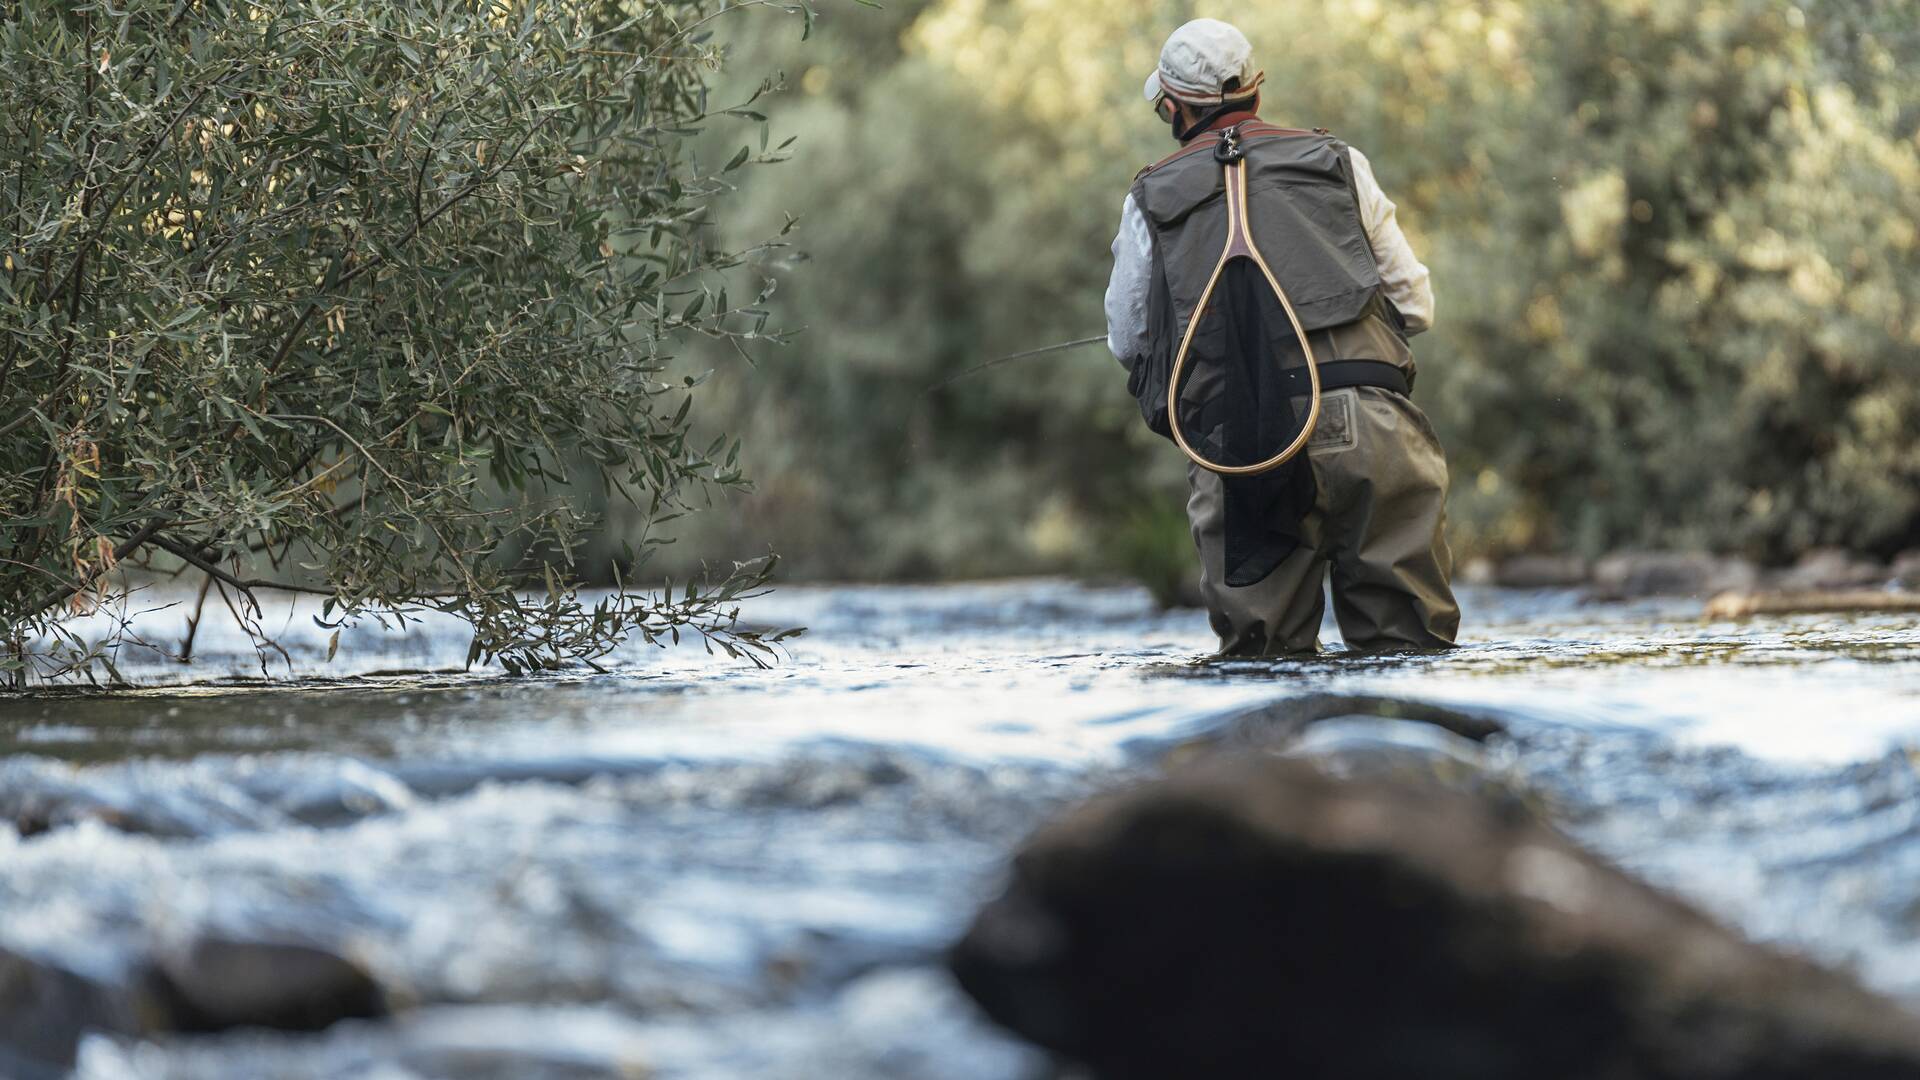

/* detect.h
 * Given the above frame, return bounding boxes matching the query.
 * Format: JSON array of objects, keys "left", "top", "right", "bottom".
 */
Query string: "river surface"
[{"left": 5, "top": 580, "right": 1920, "bottom": 1078}]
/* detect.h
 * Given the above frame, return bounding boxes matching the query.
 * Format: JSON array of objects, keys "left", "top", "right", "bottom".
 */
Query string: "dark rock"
[
  {"left": 950, "top": 757, "right": 1920, "bottom": 1080},
  {"left": 1777, "top": 548, "right": 1887, "bottom": 590},
  {"left": 1591, "top": 551, "right": 1759, "bottom": 599},
  {"left": 1494, "top": 554, "right": 1590, "bottom": 589},
  {"left": 147, "top": 938, "right": 387, "bottom": 1033},
  {"left": 0, "top": 946, "right": 140, "bottom": 1078},
  {"left": 1, "top": 937, "right": 385, "bottom": 1074}
]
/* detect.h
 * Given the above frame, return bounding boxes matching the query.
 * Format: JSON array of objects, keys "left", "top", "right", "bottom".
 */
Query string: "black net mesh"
[
  {"left": 1173, "top": 257, "right": 1318, "bottom": 588},
  {"left": 1174, "top": 259, "right": 1316, "bottom": 468}
]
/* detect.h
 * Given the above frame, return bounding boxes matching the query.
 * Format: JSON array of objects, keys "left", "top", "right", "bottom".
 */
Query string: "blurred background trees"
[{"left": 639, "top": 0, "right": 1918, "bottom": 593}]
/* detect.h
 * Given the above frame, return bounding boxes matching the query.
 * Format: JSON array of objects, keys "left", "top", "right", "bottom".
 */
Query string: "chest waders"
[{"left": 1167, "top": 127, "right": 1322, "bottom": 478}]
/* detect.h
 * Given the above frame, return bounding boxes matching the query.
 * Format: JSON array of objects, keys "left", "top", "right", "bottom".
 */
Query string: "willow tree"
[{"left": 0, "top": 0, "right": 812, "bottom": 683}]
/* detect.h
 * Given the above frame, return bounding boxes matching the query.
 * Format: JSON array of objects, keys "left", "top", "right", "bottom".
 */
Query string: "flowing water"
[{"left": 5, "top": 581, "right": 1920, "bottom": 1078}]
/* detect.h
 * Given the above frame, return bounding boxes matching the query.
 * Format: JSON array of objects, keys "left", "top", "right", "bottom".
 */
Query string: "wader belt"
[
  {"left": 1279, "top": 359, "right": 1412, "bottom": 398},
  {"left": 1222, "top": 360, "right": 1411, "bottom": 589}
]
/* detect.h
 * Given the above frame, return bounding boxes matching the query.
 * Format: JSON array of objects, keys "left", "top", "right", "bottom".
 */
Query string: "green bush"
[
  {"left": 0, "top": 0, "right": 810, "bottom": 682},
  {"left": 656, "top": 0, "right": 1919, "bottom": 585}
]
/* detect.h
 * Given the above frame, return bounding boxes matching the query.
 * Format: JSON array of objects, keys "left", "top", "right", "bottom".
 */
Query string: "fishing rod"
[
  {"left": 920, "top": 334, "right": 1108, "bottom": 396},
  {"left": 898, "top": 333, "right": 1107, "bottom": 467}
]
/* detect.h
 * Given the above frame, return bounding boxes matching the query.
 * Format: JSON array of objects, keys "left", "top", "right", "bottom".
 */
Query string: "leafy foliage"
[
  {"left": 0, "top": 0, "right": 816, "bottom": 683},
  {"left": 659, "top": 0, "right": 1919, "bottom": 587}
]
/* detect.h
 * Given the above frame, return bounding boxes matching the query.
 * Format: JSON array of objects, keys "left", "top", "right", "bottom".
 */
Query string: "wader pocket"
[{"left": 1308, "top": 390, "right": 1357, "bottom": 453}]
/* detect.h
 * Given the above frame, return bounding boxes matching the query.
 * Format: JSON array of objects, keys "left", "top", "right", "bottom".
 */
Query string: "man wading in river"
[{"left": 1106, "top": 18, "right": 1459, "bottom": 656}]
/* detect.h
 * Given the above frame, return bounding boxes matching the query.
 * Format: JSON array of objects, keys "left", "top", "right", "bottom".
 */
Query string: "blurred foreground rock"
[
  {"left": 950, "top": 757, "right": 1920, "bottom": 1080},
  {"left": 147, "top": 938, "right": 385, "bottom": 1034},
  {"left": 0, "top": 937, "right": 384, "bottom": 1078}
]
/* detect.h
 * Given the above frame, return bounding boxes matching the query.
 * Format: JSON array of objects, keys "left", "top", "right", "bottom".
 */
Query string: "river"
[{"left": 4, "top": 580, "right": 1920, "bottom": 1078}]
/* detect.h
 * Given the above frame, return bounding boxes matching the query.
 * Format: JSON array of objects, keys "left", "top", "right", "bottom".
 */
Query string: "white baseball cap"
[{"left": 1143, "top": 19, "right": 1264, "bottom": 106}]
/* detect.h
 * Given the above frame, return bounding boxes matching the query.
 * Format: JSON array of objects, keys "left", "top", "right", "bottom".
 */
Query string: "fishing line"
[
  {"left": 895, "top": 334, "right": 1107, "bottom": 471},
  {"left": 918, "top": 335, "right": 1108, "bottom": 398}
]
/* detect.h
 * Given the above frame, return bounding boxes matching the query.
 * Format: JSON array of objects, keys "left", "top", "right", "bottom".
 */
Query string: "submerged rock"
[
  {"left": 0, "top": 937, "right": 384, "bottom": 1075},
  {"left": 950, "top": 757, "right": 1920, "bottom": 1079},
  {"left": 146, "top": 937, "right": 387, "bottom": 1034}
]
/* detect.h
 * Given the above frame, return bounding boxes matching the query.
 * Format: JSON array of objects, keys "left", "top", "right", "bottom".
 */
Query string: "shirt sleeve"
[
  {"left": 1105, "top": 192, "right": 1154, "bottom": 370},
  {"left": 1347, "top": 146, "right": 1434, "bottom": 335}
]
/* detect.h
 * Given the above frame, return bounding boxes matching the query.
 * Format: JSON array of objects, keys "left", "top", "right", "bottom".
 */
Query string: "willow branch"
[{"left": 17, "top": 517, "right": 169, "bottom": 620}]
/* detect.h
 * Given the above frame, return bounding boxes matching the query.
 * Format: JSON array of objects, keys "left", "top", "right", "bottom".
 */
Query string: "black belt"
[{"left": 1279, "top": 359, "right": 1412, "bottom": 398}]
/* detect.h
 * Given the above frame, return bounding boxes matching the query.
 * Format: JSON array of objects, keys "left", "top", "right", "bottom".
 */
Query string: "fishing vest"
[{"left": 1125, "top": 122, "right": 1412, "bottom": 440}]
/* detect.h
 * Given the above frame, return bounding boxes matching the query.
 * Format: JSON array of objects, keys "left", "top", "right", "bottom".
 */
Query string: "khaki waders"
[{"left": 1185, "top": 386, "right": 1459, "bottom": 655}]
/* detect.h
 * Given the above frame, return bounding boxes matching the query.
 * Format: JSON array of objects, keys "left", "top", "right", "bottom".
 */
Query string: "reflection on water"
[{"left": 3, "top": 580, "right": 1920, "bottom": 1077}]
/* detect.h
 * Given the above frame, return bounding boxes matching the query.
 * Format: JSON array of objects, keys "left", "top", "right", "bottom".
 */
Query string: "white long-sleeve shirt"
[{"left": 1105, "top": 145, "right": 1432, "bottom": 369}]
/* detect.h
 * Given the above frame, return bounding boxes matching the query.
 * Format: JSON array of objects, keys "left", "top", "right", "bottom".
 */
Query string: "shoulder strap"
[
  {"left": 1134, "top": 139, "right": 1216, "bottom": 181},
  {"left": 1240, "top": 122, "right": 1330, "bottom": 138}
]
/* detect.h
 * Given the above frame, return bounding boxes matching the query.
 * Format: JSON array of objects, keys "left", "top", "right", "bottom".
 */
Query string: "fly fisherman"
[{"left": 1107, "top": 18, "right": 1459, "bottom": 656}]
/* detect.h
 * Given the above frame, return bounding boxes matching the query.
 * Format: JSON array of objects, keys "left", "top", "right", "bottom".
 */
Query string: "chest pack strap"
[{"left": 1279, "top": 359, "right": 1411, "bottom": 398}]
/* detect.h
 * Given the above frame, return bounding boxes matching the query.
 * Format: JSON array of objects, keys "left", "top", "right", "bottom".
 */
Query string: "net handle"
[{"left": 1167, "top": 156, "right": 1322, "bottom": 477}]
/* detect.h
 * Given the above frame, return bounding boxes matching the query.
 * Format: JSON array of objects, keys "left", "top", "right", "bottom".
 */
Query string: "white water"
[{"left": 4, "top": 580, "right": 1920, "bottom": 1078}]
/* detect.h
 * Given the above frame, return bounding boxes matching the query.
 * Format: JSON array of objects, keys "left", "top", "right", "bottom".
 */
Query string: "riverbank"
[{"left": 1469, "top": 547, "right": 1920, "bottom": 599}]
